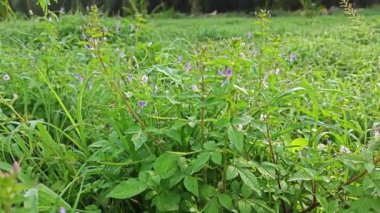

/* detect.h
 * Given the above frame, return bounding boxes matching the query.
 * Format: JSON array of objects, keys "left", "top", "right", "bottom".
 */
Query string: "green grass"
[{"left": 0, "top": 7, "right": 380, "bottom": 212}]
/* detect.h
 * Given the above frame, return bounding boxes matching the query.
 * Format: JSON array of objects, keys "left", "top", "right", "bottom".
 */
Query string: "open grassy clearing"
[{"left": 0, "top": 6, "right": 380, "bottom": 212}]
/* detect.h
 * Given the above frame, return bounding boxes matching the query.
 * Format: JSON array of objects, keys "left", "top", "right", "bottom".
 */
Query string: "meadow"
[{"left": 0, "top": 5, "right": 380, "bottom": 213}]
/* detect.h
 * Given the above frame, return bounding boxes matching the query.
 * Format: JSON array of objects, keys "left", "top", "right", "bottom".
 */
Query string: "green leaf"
[
  {"left": 204, "top": 198, "right": 221, "bottom": 213},
  {"left": 211, "top": 152, "right": 222, "bottom": 165},
  {"left": 107, "top": 178, "right": 147, "bottom": 199},
  {"left": 169, "top": 174, "right": 185, "bottom": 188},
  {"left": 153, "top": 190, "right": 181, "bottom": 212},
  {"left": 288, "top": 169, "right": 315, "bottom": 181},
  {"left": 238, "top": 169, "right": 261, "bottom": 195},
  {"left": 290, "top": 138, "right": 308, "bottom": 153},
  {"left": 32, "top": 184, "right": 71, "bottom": 211},
  {"left": 184, "top": 176, "right": 199, "bottom": 197},
  {"left": 131, "top": 130, "right": 147, "bottom": 150},
  {"left": 226, "top": 165, "right": 239, "bottom": 180},
  {"left": 200, "top": 184, "right": 217, "bottom": 199},
  {"left": 238, "top": 200, "right": 252, "bottom": 213},
  {"left": 228, "top": 125, "right": 244, "bottom": 152},
  {"left": 217, "top": 193, "right": 234, "bottom": 211},
  {"left": 232, "top": 114, "right": 252, "bottom": 126},
  {"left": 189, "top": 152, "right": 211, "bottom": 174},
  {"left": 216, "top": 118, "right": 230, "bottom": 128},
  {"left": 204, "top": 141, "right": 217, "bottom": 150},
  {"left": 154, "top": 153, "right": 179, "bottom": 179},
  {"left": 164, "top": 129, "right": 181, "bottom": 143}
]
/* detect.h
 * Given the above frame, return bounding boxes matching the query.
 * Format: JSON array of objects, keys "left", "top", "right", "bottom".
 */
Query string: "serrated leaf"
[
  {"left": 217, "top": 193, "right": 234, "bottom": 211},
  {"left": 238, "top": 169, "right": 261, "bottom": 195},
  {"left": 228, "top": 125, "right": 244, "bottom": 152},
  {"left": 184, "top": 176, "right": 199, "bottom": 197},
  {"left": 107, "top": 178, "right": 147, "bottom": 199}
]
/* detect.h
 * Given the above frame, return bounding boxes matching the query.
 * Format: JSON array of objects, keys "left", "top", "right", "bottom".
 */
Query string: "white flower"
[
  {"left": 274, "top": 68, "right": 280, "bottom": 75},
  {"left": 3, "top": 74, "right": 10, "bottom": 81},
  {"left": 339, "top": 145, "right": 351, "bottom": 154},
  {"left": 191, "top": 84, "right": 199, "bottom": 92},
  {"left": 260, "top": 114, "right": 268, "bottom": 121},
  {"left": 141, "top": 74, "right": 148, "bottom": 85},
  {"left": 317, "top": 143, "right": 326, "bottom": 151}
]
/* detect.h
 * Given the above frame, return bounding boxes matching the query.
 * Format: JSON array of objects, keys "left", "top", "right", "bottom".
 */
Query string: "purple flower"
[
  {"left": 127, "top": 74, "right": 133, "bottom": 82},
  {"left": 218, "top": 67, "right": 233, "bottom": 87},
  {"left": 191, "top": 84, "right": 199, "bottom": 92},
  {"left": 184, "top": 62, "right": 191, "bottom": 73},
  {"left": 137, "top": 100, "right": 147, "bottom": 112},
  {"left": 289, "top": 53, "right": 297, "bottom": 62},
  {"left": 75, "top": 73, "right": 84, "bottom": 84},
  {"left": 141, "top": 74, "right": 148, "bottom": 85},
  {"left": 59, "top": 207, "right": 66, "bottom": 213}
]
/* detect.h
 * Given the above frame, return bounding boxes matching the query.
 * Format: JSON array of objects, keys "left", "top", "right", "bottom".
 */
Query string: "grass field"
[{"left": 0, "top": 6, "right": 380, "bottom": 212}]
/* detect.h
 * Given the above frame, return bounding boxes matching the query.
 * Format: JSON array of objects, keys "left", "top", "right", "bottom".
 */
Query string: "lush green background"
[{"left": 1, "top": 4, "right": 380, "bottom": 213}]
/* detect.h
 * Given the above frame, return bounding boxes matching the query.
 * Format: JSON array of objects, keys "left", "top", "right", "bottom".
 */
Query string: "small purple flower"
[
  {"left": 289, "top": 53, "right": 297, "bottom": 62},
  {"left": 184, "top": 62, "right": 191, "bottom": 73},
  {"left": 75, "top": 73, "right": 84, "bottom": 84},
  {"left": 218, "top": 67, "right": 233, "bottom": 87},
  {"left": 137, "top": 100, "right": 147, "bottom": 112},
  {"left": 127, "top": 74, "right": 133, "bottom": 82},
  {"left": 141, "top": 74, "right": 148, "bottom": 85},
  {"left": 59, "top": 207, "right": 66, "bottom": 213},
  {"left": 191, "top": 84, "right": 199, "bottom": 92}
]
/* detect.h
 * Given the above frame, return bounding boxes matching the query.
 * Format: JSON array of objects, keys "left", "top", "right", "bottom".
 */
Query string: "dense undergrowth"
[{"left": 0, "top": 4, "right": 380, "bottom": 213}]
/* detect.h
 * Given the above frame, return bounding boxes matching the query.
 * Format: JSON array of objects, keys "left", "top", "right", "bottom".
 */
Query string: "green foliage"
[{"left": 0, "top": 4, "right": 380, "bottom": 213}]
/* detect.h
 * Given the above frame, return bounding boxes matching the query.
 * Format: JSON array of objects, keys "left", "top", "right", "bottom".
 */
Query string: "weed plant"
[{"left": 0, "top": 3, "right": 380, "bottom": 213}]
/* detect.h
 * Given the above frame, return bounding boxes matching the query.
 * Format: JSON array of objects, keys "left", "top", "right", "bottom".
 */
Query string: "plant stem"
[
  {"left": 265, "top": 124, "right": 287, "bottom": 213},
  {"left": 200, "top": 64, "right": 206, "bottom": 147},
  {"left": 302, "top": 156, "right": 380, "bottom": 212},
  {"left": 94, "top": 46, "right": 146, "bottom": 129}
]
